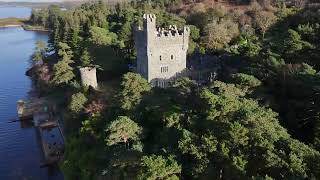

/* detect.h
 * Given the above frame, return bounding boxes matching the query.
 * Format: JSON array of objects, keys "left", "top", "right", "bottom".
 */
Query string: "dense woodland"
[{"left": 28, "top": 0, "right": 320, "bottom": 179}]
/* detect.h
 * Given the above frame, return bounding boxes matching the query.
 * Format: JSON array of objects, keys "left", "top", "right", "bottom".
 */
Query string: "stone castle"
[{"left": 135, "top": 14, "right": 190, "bottom": 87}]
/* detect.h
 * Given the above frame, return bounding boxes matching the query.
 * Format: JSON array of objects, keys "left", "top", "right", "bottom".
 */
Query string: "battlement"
[
  {"left": 155, "top": 26, "right": 190, "bottom": 38},
  {"left": 136, "top": 14, "right": 190, "bottom": 45},
  {"left": 143, "top": 14, "right": 156, "bottom": 21},
  {"left": 136, "top": 14, "right": 190, "bottom": 37}
]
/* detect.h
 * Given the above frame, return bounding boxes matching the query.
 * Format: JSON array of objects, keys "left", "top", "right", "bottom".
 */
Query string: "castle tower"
[
  {"left": 135, "top": 14, "right": 190, "bottom": 88},
  {"left": 79, "top": 67, "right": 98, "bottom": 89}
]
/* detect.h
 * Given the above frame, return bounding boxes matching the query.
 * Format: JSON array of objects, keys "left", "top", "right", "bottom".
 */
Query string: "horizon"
[{"left": 0, "top": 0, "right": 63, "bottom": 2}]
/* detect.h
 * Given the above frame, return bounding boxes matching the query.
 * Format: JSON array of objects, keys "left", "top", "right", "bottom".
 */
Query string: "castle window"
[
  {"left": 157, "top": 80, "right": 166, "bottom": 88},
  {"left": 160, "top": 56, "right": 162, "bottom": 61},
  {"left": 171, "top": 55, "right": 174, "bottom": 60},
  {"left": 161, "top": 66, "right": 168, "bottom": 73}
]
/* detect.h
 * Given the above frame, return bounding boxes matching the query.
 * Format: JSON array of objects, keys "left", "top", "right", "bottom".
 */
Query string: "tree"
[
  {"left": 32, "top": 40, "right": 46, "bottom": 63},
  {"left": 61, "top": 135, "right": 101, "bottom": 180},
  {"left": 229, "top": 32, "right": 261, "bottom": 57},
  {"left": 178, "top": 130, "right": 218, "bottom": 177},
  {"left": 229, "top": 73, "right": 262, "bottom": 91},
  {"left": 80, "top": 49, "right": 92, "bottom": 67},
  {"left": 52, "top": 42, "right": 75, "bottom": 85},
  {"left": 314, "top": 115, "right": 320, "bottom": 151},
  {"left": 105, "top": 116, "right": 142, "bottom": 146},
  {"left": 188, "top": 25, "right": 200, "bottom": 54},
  {"left": 138, "top": 155, "right": 181, "bottom": 180},
  {"left": 202, "top": 19, "right": 239, "bottom": 51},
  {"left": 254, "top": 11, "right": 277, "bottom": 39},
  {"left": 69, "top": 92, "right": 88, "bottom": 113},
  {"left": 30, "top": 8, "right": 49, "bottom": 27},
  {"left": 39, "top": 2, "right": 320, "bottom": 179},
  {"left": 89, "top": 26, "right": 117, "bottom": 46},
  {"left": 177, "top": 81, "right": 320, "bottom": 179},
  {"left": 283, "top": 29, "right": 314, "bottom": 62},
  {"left": 84, "top": 99, "right": 106, "bottom": 116},
  {"left": 118, "top": 72, "right": 151, "bottom": 111}
]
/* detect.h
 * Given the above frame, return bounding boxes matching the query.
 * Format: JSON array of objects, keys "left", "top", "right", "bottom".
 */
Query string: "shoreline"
[
  {"left": 22, "top": 24, "right": 49, "bottom": 32},
  {"left": 0, "top": 18, "right": 49, "bottom": 32},
  {"left": 0, "top": 24, "right": 49, "bottom": 32},
  {"left": 0, "top": 24, "right": 21, "bottom": 27}
]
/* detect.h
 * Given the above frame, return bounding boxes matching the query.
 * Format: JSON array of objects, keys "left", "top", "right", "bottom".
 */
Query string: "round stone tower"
[{"left": 79, "top": 67, "right": 98, "bottom": 89}]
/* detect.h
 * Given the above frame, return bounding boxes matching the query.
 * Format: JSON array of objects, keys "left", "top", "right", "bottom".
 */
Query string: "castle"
[{"left": 135, "top": 14, "right": 190, "bottom": 88}]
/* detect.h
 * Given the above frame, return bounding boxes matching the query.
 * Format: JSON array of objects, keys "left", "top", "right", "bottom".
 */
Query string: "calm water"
[
  {"left": 0, "top": 6, "right": 32, "bottom": 19},
  {"left": 0, "top": 27, "right": 63, "bottom": 180}
]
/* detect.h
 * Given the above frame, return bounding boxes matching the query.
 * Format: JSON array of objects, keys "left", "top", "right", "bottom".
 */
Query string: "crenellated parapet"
[
  {"left": 154, "top": 25, "right": 190, "bottom": 50},
  {"left": 143, "top": 14, "right": 156, "bottom": 21},
  {"left": 136, "top": 14, "right": 190, "bottom": 48},
  {"left": 156, "top": 25, "right": 190, "bottom": 37}
]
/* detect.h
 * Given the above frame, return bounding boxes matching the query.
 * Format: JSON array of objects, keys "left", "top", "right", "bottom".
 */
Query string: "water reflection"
[{"left": 0, "top": 27, "right": 63, "bottom": 180}]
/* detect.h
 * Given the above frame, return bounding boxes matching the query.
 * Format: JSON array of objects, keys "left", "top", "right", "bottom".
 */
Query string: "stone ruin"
[{"left": 79, "top": 67, "right": 98, "bottom": 89}]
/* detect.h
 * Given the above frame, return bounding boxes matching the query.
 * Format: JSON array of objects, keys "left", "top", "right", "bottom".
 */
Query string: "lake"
[
  {"left": 0, "top": 5, "right": 31, "bottom": 19},
  {"left": 0, "top": 6, "right": 64, "bottom": 180}
]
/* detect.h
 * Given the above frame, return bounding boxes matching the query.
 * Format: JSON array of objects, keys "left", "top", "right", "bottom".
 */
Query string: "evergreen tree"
[
  {"left": 80, "top": 49, "right": 92, "bottom": 67},
  {"left": 105, "top": 116, "right": 142, "bottom": 147},
  {"left": 138, "top": 155, "right": 181, "bottom": 180},
  {"left": 118, "top": 72, "right": 151, "bottom": 111},
  {"left": 52, "top": 42, "right": 75, "bottom": 85}
]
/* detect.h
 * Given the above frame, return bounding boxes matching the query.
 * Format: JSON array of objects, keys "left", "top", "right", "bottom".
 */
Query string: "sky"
[{"left": 0, "top": 0, "right": 63, "bottom": 2}]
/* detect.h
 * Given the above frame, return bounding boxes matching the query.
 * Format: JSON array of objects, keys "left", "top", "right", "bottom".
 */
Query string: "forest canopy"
[{"left": 29, "top": 0, "right": 320, "bottom": 179}]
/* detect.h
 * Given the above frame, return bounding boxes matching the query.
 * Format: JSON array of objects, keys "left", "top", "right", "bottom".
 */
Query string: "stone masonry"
[
  {"left": 135, "top": 14, "right": 190, "bottom": 88},
  {"left": 79, "top": 67, "right": 98, "bottom": 89}
]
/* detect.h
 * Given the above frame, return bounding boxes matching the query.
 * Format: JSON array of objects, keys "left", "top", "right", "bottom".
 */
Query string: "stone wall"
[{"left": 79, "top": 67, "right": 98, "bottom": 89}]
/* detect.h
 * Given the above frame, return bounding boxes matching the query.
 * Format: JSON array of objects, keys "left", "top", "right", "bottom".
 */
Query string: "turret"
[
  {"left": 143, "top": 14, "right": 156, "bottom": 33},
  {"left": 143, "top": 14, "right": 156, "bottom": 44},
  {"left": 183, "top": 26, "right": 190, "bottom": 51},
  {"left": 79, "top": 67, "right": 98, "bottom": 89}
]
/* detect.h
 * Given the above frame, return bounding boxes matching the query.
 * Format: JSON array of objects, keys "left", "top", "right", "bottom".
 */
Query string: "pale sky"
[{"left": 0, "top": 0, "right": 63, "bottom": 2}]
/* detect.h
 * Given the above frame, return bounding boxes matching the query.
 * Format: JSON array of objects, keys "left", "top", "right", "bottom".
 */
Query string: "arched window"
[
  {"left": 171, "top": 55, "right": 174, "bottom": 60},
  {"left": 160, "top": 55, "right": 162, "bottom": 61}
]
